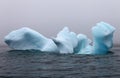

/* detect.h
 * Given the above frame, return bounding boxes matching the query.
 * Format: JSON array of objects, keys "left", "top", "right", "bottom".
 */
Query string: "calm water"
[{"left": 0, "top": 45, "right": 120, "bottom": 78}]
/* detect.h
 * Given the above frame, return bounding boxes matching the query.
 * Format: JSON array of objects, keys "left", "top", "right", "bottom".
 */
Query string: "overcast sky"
[{"left": 0, "top": 0, "right": 120, "bottom": 45}]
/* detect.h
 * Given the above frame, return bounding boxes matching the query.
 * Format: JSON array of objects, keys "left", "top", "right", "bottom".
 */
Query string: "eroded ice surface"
[
  {"left": 4, "top": 27, "right": 58, "bottom": 52},
  {"left": 74, "top": 34, "right": 92, "bottom": 54},
  {"left": 77, "top": 22, "right": 116, "bottom": 54},
  {"left": 92, "top": 22, "right": 116, "bottom": 54},
  {"left": 53, "top": 27, "right": 78, "bottom": 54},
  {"left": 4, "top": 22, "right": 116, "bottom": 54}
]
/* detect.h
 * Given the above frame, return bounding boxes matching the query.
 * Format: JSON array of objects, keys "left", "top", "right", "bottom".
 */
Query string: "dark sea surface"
[{"left": 0, "top": 45, "right": 120, "bottom": 78}]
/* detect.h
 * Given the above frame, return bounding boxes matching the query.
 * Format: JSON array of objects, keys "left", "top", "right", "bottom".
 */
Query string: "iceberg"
[
  {"left": 77, "top": 22, "right": 116, "bottom": 54},
  {"left": 4, "top": 27, "right": 58, "bottom": 52},
  {"left": 53, "top": 27, "right": 78, "bottom": 54},
  {"left": 74, "top": 34, "right": 92, "bottom": 54},
  {"left": 92, "top": 22, "right": 116, "bottom": 54},
  {"left": 4, "top": 22, "right": 116, "bottom": 55}
]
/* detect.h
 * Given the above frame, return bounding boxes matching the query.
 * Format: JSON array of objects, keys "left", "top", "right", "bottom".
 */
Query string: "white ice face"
[
  {"left": 53, "top": 27, "right": 78, "bottom": 53},
  {"left": 4, "top": 27, "right": 58, "bottom": 52},
  {"left": 56, "top": 27, "right": 78, "bottom": 48}
]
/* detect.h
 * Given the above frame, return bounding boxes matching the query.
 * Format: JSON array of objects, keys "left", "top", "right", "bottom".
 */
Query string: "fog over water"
[{"left": 0, "top": 0, "right": 120, "bottom": 45}]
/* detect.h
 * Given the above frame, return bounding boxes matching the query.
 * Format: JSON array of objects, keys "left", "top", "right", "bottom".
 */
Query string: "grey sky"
[{"left": 0, "top": 0, "right": 120, "bottom": 45}]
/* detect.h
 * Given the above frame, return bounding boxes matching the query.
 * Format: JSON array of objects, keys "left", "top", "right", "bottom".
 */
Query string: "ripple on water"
[{"left": 0, "top": 46, "right": 120, "bottom": 78}]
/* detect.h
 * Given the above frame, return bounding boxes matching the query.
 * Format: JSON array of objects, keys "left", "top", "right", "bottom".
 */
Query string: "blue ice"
[{"left": 4, "top": 22, "right": 116, "bottom": 54}]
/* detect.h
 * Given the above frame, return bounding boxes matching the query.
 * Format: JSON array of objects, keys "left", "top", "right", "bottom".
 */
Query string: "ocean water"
[{"left": 0, "top": 45, "right": 120, "bottom": 78}]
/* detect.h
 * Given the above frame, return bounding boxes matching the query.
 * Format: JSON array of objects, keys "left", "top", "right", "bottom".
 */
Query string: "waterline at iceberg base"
[{"left": 4, "top": 22, "right": 116, "bottom": 55}]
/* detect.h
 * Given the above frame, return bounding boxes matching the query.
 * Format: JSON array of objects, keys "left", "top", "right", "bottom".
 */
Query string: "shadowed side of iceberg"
[
  {"left": 76, "top": 22, "right": 116, "bottom": 54},
  {"left": 91, "top": 22, "right": 116, "bottom": 54}
]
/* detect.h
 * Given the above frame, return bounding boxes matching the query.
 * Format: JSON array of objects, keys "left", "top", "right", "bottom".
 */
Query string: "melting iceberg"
[
  {"left": 53, "top": 27, "right": 78, "bottom": 54},
  {"left": 4, "top": 27, "right": 58, "bottom": 52},
  {"left": 4, "top": 22, "right": 116, "bottom": 54},
  {"left": 91, "top": 22, "right": 116, "bottom": 54}
]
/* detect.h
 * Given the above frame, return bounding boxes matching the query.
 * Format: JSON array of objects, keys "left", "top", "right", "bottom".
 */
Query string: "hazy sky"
[{"left": 0, "top": 0, "right": 120, "bottom": 45}]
